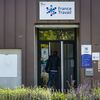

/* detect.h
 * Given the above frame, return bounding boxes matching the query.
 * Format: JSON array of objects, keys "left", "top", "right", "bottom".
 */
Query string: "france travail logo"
[
  {"left": 46, "top": 5, "right": 57, "bottom": 16},
  {"left": 84, "top": 47, "right": 89, "bottom": 53}
]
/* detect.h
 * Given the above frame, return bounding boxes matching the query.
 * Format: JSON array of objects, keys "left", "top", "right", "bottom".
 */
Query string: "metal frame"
[
  {"left": 34, "top": 24, "right": 79, "bottom": 88},
  {"left": 61, "top": 41, "right": 64, "bottom": 92}
]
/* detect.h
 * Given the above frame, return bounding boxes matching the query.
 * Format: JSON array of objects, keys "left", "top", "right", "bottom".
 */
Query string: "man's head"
[{"left": 53, "top": 51, "right": 58, "bottom": 56}]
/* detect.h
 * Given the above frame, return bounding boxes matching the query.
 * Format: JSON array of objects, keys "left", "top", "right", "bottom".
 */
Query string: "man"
[{"left": 45, "top": 51, "right": 60, "bottom": 89}]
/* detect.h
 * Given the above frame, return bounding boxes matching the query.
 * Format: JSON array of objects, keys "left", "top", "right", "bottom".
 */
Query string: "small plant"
[
  {"left": 51, "top": 91, "right": 66, "bottom": 100},
  {"left": 31, "top": 87, "right": 51, "bottom": 100},
  {"left": 0, "top": 87, "right": 30, "bottom": 100}
]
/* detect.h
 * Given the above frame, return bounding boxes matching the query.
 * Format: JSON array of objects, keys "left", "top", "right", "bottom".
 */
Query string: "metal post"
[
  {"left": 61, "top": 41, "right": 64, "bottom": 92},
  {"left": 49, "top": 42, "right": 51, "bottom": 56}
]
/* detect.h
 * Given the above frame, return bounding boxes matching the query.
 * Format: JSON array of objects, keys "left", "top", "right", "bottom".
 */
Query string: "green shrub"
[
  {"left": 51, "top": 91, "right": 66, "bottom": 100},
  {"left": 31, "top": 87, "right": 51, "bottom": 100},
  {"left": 0, "top": 87, "right": 51, "bottom": 100},
  {"left": 92, "top": 88, "right": 100, "bottom": 99},
  {"left": 66, "top": 92, "right": 76, "bottom": 100},
  {"left": 0, "top": 87, "right": 30, "bottom": 100},
  {"left": 2, "top": 86, "right": 100, "bottom": 100}
]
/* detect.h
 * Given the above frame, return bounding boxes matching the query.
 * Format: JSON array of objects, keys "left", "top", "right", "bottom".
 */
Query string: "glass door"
[
  {"left": 60, "top": 41, "right": 76, "bottom": 91},
  {"left": 63, "top": 41, "right": 76, "bottom": 90},
  {"left": 38, "top": 41, "right": 61, "bottom": 89},
  {"left": 38, "top": 41, "right": 76, "bottom": 91}
]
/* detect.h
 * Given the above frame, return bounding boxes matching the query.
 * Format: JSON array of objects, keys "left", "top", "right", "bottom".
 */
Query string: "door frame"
[{"left": 33, "top": 24, "right": 80, "bottom": 87}]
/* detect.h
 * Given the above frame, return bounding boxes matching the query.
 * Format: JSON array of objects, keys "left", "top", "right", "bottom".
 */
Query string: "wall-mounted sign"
[
  {"left": 0, "top": 54, "right": 17, "bottom": 77},
  {"left": 0, "top": 49, "right": 22, "bottom": 88},
  {"left": 98, "top": 60, "right": 100, "bottom": 72},
  {"left": 92, "top": 52, "right": 100, "bottom": 60},
  {"left": 85, "top": 68, "right": 93, "bottom": 76},
  {"left": 81, "top": 45, "right": 92, "bottom": 68},
  {"left": 39, "top": 2, "right": 75, "bottom": 20}
]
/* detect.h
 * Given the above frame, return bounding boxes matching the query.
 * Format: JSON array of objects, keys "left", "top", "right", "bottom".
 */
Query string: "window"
[{"left": 39, "top": 29, "right": 75, "bottom": 40}]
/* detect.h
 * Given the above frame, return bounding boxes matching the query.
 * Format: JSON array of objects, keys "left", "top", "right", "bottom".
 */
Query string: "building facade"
[{"left": 0, "top": 0, "right": 100, "bottom": 89}]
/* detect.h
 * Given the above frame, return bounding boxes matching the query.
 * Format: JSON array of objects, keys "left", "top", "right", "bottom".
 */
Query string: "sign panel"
[
  {"left": 92, "top": 52, "right": 100, "bottom": 60},
  {"left": 0, "top": 54, "right": 17, "bottom": 77},
  {"left": 85, "top": 68, "right": 93, "bottom": 76},
  {"left": 41, "top": 48, "right": 48, "bottom": 61},
  {"left": 0, "top": 49, "right": 21, "bottom": 88},
  {"left": 39, "top": 2, "right": 75, "bottom": 20},
  {"left": 81, "top": 45, "right": 92, "bottom": 68},
  {"left": 98, "top": 60, "right": 100, "bottom": 72}
]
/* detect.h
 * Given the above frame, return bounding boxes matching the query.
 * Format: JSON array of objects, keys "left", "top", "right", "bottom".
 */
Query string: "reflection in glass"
[
  {"left": 40, "top": 44, "right": 49, "bottom": 87},
  {"left": 41, "top": 44, "right": 49, "bottom": 73},
  {"left": 39, "top": 29, "right": 75, "bottom": 40},
  {"left": 63, "top": 44, "right": 74, "bottom": 89}
]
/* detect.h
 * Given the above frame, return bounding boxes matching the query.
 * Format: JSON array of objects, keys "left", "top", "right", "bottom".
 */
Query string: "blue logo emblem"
[
  {"left": 84, "top": 47, "right": 89, "bottom": 53},
  {"left": 46, "top": 5, "right": 57, "bottom": 16}
]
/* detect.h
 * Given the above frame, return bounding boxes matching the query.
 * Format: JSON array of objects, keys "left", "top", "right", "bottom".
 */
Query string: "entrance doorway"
[{"left": 37, "top": 29, "right": 77, "bottom": 91}]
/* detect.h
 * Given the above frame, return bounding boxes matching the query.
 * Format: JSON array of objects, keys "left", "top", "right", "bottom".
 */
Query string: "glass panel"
[
  {"left": 39, "top": 42, "right": 61, "bottom": 89},
  {"left": 50, "top": 42, "right": 61, "bottom": 89},
  {"left": 39, "top": 29, "right": 75, "bottom": 40},
  {"left": 40, "top": 44, "right": 49, "bottom": 86},
  {"left": 63, "top": 43, "right": 74, "bottom": 89}
]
